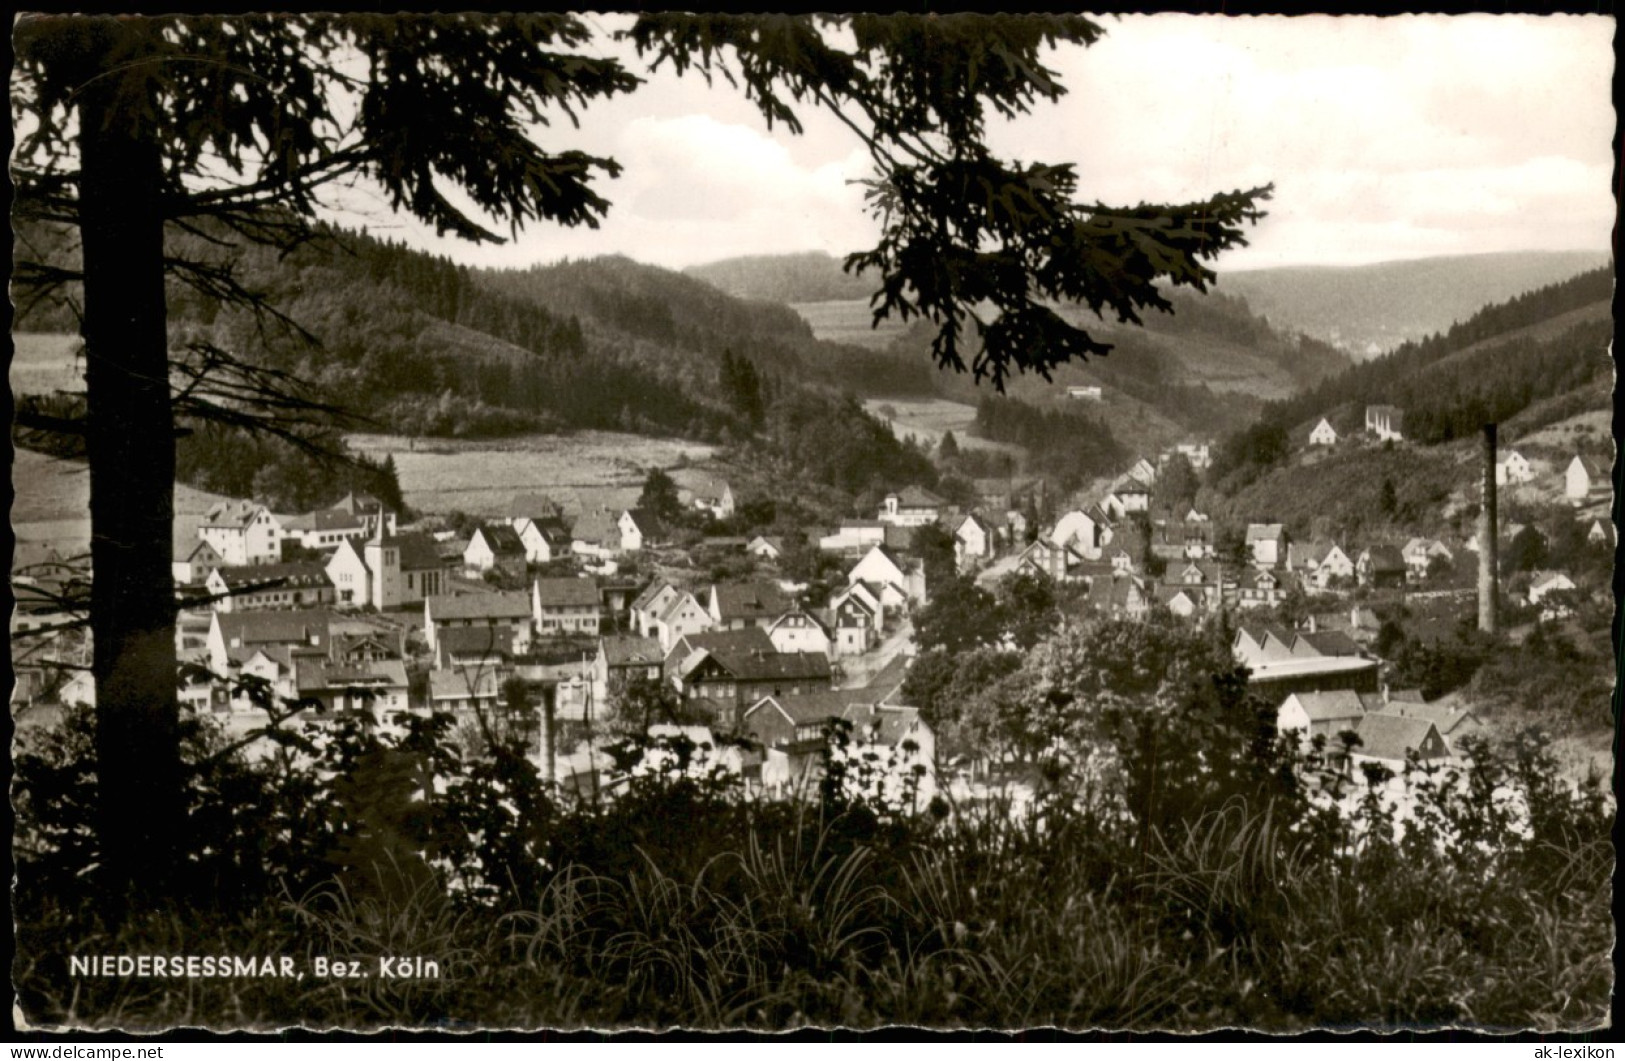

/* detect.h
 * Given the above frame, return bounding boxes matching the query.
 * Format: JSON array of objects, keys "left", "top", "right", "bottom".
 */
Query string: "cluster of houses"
[
  {"left": 1230, "top": 620, "right": 1482, "bottom": 769},
  {"left": 1003, "top": 448, "right": 1473, "bottom": 623}
]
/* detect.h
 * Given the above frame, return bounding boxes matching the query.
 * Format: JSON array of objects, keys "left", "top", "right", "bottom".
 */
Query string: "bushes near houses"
[{"left": 12, "top": 635, "right": 1611, "bottom": 1031}]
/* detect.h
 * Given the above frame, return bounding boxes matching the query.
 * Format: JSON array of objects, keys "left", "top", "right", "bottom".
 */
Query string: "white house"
[
  {"left": 1066, "top": 384, "right": 1103, "bottom": 401},
  {"left": 1245, "top": 523, "right": 1287, "bottom": 568},
  {"left": 198, "top": 500, "right": 283, "bottom": 566},
  {"left": 423, "top": 592, "right": 533, "bottom": 657},
  {"left": 877, "top": 487, "right": 945, "bottom": 527},
  {"left": 619, "top": 509, "right": 659, "bottom": 552},
  {"left": 1527, "top": 571, "right": 1577, "bottom": 614},
  {"left": 1495, "top": 450, "right": 1534, "bottom": 486},
  {"left": 819, "top": 520, "right": 888, "bottom": 554},
  {"left": 511, "top": 516, "right": 570, "bottom": 564},
  {"left": 1308, "top": 418, "right": 1339, "bottom": 447},
  {"left": 649, "top": 591, "right": 714, "bottom": 652},
  {"left": 463, "top": 524, "right": 527, "bottom": 576},
  {"left": 1565, "top": 455, "right": 1607, "bottom": 504},
  {"left": 1401, "top": 538, "right": 1454, "bottom": 580},
  {"left": 630, "top": 580, "right": 680, "bottom": 639},
  {"left": 766, "top": 610, "right": 834, "bottom": 659},
  {"left": 746, "top": 535, "right": 785, "bottom": 560},
  {"left": 953, "top": 513, "right": 993, "bottom": 566},
  {"left": 1277, "top": 690, "right": 1366, "bottom": 741},
  {"left": 849, "top": 545, "right": 926, "bottom": 606},
  {"left": 1050, "top": 506, "right": 1111, "bottom": 560}
]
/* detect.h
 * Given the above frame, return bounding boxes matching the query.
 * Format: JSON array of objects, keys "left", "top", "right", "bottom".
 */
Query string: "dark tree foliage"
[
  {"left": 12, "top": 12, "right": 1269, "bottom": 910},
  {"left": 637, "top": 468, "right": 685, "bottom": 527},
  {"left": 973, "top": 395, "right": 1125, "bottom": 490},
  {"left": 913, "top": 575, "right": 1002, "bottom": 654}
]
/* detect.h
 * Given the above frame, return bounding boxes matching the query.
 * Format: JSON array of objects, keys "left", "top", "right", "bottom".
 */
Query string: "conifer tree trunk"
[{"left": 75, "top": 20, "right": 184, "bottom": 912}]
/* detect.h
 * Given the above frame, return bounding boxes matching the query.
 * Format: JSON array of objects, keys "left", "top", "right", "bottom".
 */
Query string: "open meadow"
[
  {"left": 860, "top": 397, "right": 1022, "bottom": 457},
  {"left": 789, "top": 299, "right": 914, "bottom": 351},
  {"left": 345, "top": 431, "right": 719, "bottom": 517},
  {"left": 11, "top": 448, "right": 240, "bottom": 553}
]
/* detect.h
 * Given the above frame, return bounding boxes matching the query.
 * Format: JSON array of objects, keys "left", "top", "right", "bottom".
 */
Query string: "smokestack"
[{"left": 1478, "top": 423, "right": 1498, "bottom": 633}]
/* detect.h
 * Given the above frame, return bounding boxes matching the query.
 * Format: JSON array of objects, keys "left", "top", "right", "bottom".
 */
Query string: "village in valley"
[{"left": 13, "top": 368, "right": 1615, "bottom": 811}]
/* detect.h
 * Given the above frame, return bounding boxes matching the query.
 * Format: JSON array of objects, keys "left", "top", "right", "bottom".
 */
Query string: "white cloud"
[{"left": 326, "top": 14, "right": 1614, "bottom": 272}]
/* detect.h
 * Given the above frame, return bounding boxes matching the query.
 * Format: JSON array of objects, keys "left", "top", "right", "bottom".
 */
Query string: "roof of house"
[
  {"left": 435, "top": 624, "right": 518, "bottom": 661},
  {"left": 212, "top": 561, "right": 333, "bottom": 589},
  {"left": 428, "top": 667, "right": 501, "bottom": 701},
  {"left": 677, "top": 632, "right": 832, "bottom": 684},
  {"left": 1529, "top": 570, "right": 1576, "bottom": 592},
  {"left": 331, "top": 631, "right": 402, "bottom": 660},
  {"left": 427, "top": 591, "right": 532, "bottom": 622},
  {"left": 840, "top": 703, "right": 926, "bottom": 747},
  {"left": 534, "top": 577, "right": 603, "bottom": 609},
  {"left": 1286, "top": 690, "right": 1366, "bottom": 724},
  {"left": 891, "top": 485, "right": 945, "bottom": 509},
  {"left": 328, "top": 491, "right": 383, "bottom": 515},
  {"left": 200, "top": 500, "right": 268, "bottom": 529},
  {"left": 471, "top": 524, "right": 526, "bottom": 557},
  {"left": 214, "top": 609, "right": 332, "bottom": 645},
  {"left": 1362, "top": 544, "right": 1407, "bottom": 570},
  {"left": 882, "top": 524, "right": 920, "bottom": 552},
  {"left": 1245, "top": 523, "right": 1285, "bottom": 542},
  {"left": 296, "top": 658, "right": 408, "bottom": 693},
  {"left": 1294, "top": 630, "right": 1363, "bottom": 657},
  {"left": 600, "top": 635, "right": 664, "bottom": 668},
  {"left": 1384, "top": 701, "right": 1480, "bottom": 735},
  {"left": 621, "top": 507, "right": 662, "bottom": 536},
  {"left": 746, "top": 690, "right": 870, "bottom": 727},
  {"left": 631, "top": 579, "right": 675, "bottom": 612},
  {"left": 572, "top": 509, "right": 620, "bottom": 545},
  {"left": 1355, "top": 713, "right": 1445, "bottom": 761},
  {"left": 711, "top": 581, "right": 792, "bottom": 622},
  {"left": 281, "top": 509, "right": 366, "bottom": 533}
]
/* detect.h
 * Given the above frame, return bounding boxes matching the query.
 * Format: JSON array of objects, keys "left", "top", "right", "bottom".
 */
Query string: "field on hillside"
[
  {"left": 10, "top": 333, "right": 83, "bottom": 395},
  {"left": 11, "top": 448, "right": 241, "bottom": 552},
  {"left": 345, "top": 432, "right": 719, "bottom": 517},
  {"left": 789, "top": 300, "right": 913, "bottom": 351},
  {"left": 860, "top": 398, "right": 1022, "bottom": 457}
]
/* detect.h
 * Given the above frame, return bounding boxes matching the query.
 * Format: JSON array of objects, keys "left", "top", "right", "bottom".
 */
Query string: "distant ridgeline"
[
  {"left": 1210, "top": 264, "right": 1614, "bottom": 486},
  {"left": 12, "top": 219, "right": 941, "bottom": 502}
]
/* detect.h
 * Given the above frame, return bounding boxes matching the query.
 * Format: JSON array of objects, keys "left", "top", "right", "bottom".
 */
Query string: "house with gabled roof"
[
  {"left": 1308, "top": 418, "right": 1339, "bottom": 447},
  {"left": 208, "top": 609, "right": 332, "bottom": 678},
  {"left": 198, "top": 500, "right": 283, "bottom": 566},
  {"left": 650, "top": 590, "right": 714, "bottom": 652},
  {"left": 1564, "top": 454, "right": 1608, "bottom": 504},
  {"left": 1277, "top": 689, "right": 1366, "bottom": 740},
  {"left": 1151, "top": 583, "right": 1202, "bottom": 619},
  {"left": 619, "top": 508, "right": 661, "bottom": 552},
  {"left": 592, "top": 634, "right": 665, "bottom": 705},
  {"left": 829, "top": 582, "right": 885, "bottom": 655},
  {"left": 1400, "top": 537, "right": 1454, "bottom": 581},
  {"left": 533, "top": 577, "right": 604, "bottom": 636},
  {"left": 1236, "top": 566, "right": 1286, "bottom": 609},
  {"left": 708, "top": 581, "right": 793, "bottom": 630},
  {"left": 571, "top": 508, "right": 622, "bottom": 559},
  {"left": 1356, "top": 545, "right": 1407, "bottom": 588},
  {"left": 206, "top": 561, "right": 335, "bottom": 613},
  {"left": 279, "top": 508, "right": 368, "bottom": 553},
  {"left": 464, "top": 524, "right": 527, "bottom": 578},
  {"left": 424, "top": 591, "right": 532, "bottom": 656},
  {"left": 173, "top": 539, "right": 224, "bottom": 585},
  {"left": 878, "top": 486, "right": 946, "bottom": 527},
  {"left": 1585, "top": 518, "right": 1616, "bottom": 547},
  {"left": 1352, "top": 712, "right": 1449, "bottom": 766},
  {"left": 747, "top": 535, "right": 786, "bottom": 560},
  {"left": 668, "top": 628, "right": 834, "bottom": 725},
  {"left": 1245, "top": 523, "right": 1287, "bottom": 568},
  {"left": 428, "top": 667, "right": 503, "bottom": 716},
  {"left": 953, "top": 512, "right": 994, "bottom": 567},
  {"left": 766, "top": 608, "right": 832, "bottom": 659},
  {"left": 849, "top": 544, "right": 926, "bottom": 606},
  {"left": 1051, "top": 505, "right": 1113, "bottom": 560},
  {"left": 511, "top": 515, "right": 572, "bottom": 564},
  {"left": 295, "top": 658, "right": 409, "bottom": 717},
  {"left": 630, "top": 579, "right": 678, "bottom": 638},
  {"left": 1495, "top": 450, "right": 1534, "bottom": 486}
]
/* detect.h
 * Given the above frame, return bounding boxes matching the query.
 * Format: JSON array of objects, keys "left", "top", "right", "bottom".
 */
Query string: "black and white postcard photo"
[{"left": 9, "top": 11, "right": 1615, "bottom": 1036}]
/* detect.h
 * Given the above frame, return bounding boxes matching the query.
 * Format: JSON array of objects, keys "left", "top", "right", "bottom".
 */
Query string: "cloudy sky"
[{"left": 341, "top": 14, "right": 1615, "bottom": 274}]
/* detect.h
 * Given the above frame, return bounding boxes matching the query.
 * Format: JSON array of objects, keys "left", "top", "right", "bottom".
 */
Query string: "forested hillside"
[
  {"left": 1210, "top": 265, "right": 1613, "bottom": 490},
  {"left": 13, "top": 221, "right": 940, "bottom": 506}
]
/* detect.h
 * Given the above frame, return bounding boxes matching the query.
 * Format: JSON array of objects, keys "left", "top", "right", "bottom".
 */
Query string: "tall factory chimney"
[{"left": 1478, "top": 423, "right": 1498, "bottom": 633}]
